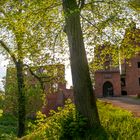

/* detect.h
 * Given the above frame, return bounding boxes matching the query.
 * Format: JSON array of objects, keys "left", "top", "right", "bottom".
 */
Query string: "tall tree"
[
  {"left": 0, "top": 40, "right": 25, "bottom": 137},
  {"left": 0, "top": 0, "right": 60, "bottom": 137},
  {"left": 62, "top": 0, "right": 100, "bottom": 128}
]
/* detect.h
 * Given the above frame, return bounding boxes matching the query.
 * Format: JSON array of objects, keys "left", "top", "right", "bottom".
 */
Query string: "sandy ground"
[{"left": 99, "top": 96, "right": 140, "bottom": 117}]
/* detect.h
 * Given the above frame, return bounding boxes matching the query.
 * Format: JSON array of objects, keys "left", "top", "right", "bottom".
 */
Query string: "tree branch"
[
  {"left": 0, "top": 40, "right": 17, "bottom": 64},
  {"left": 80, "top": 14, "right": 100, "bottom": 30},
  {"left": 80, "top": 14, "right": 112, "bottom": 39},
  {"left": 79, "top": 0, "right": 85, "bottom": 10},
  {"left": 24, "top": 64, "right": 57, "bottom": 91}
]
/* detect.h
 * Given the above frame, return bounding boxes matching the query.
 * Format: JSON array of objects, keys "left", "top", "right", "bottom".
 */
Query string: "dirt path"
[{"left": 99, "top": 96, "right": 140, "bottom": 117}]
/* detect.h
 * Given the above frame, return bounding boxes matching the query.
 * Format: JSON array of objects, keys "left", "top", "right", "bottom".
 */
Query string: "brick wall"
[
  {"left": 95, "top": 70, "right": 121, "bottom": 97},
  {"left": 122, "top": 55, "right": 140, "bottom": 95},
  {"left": 42, "top": 84, "right": 73, "bottom": 116}
]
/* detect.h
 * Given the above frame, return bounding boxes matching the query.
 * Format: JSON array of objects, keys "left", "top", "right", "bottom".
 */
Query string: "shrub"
[
  {"left": 26, "top": 99, "right": 87, "bottom": 140},
  {"left": 23, "top": 100, "right": 140, "bottom": 140}
]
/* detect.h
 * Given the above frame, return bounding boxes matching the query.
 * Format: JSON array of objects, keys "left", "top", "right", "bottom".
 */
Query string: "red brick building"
[
  {"left": 27, "top": 64, "right": 74, "bottom": 115},
  {"left": 42, "top": 82, "right": 73, "bottom": 115},
  {"left": 121, "top": 54, "right": 140, "bottom": 96},
  {"left": 95, "top": 54, "right": 140, "bottom": 97},
  {"left": 29, "top": 64, "right": 74, "bottom": 115},
  {"left": 94, "top": 44, "right": 121, "bottom": 97},
  {"left": 95, "top": 69, "right": 121, "bottom": 97},
  {"left": 95, "top": 24, "right": 140, "bottom": 97}
]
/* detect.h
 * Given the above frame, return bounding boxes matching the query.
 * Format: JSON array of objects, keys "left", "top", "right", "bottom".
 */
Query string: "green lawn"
[{"left": 96, "top": 101, "right": 140, "bottom": 140}]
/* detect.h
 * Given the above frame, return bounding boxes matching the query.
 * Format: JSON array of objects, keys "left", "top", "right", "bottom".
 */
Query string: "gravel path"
[{"left": 99, "top": 96, "right": 140, "bottom": 117}]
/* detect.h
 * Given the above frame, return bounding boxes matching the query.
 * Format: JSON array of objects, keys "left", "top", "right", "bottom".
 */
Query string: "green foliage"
[
  {"left": 97, "top": 101, "right": 140, "bottom": 140},
  {"left": 91, "top": 42, "right": 119, "bottom": 71},
  {"left": 25, "top": 82, "right": 43, "bottom": 117},
  {"left": 0, "top": 114, "right": 17, "bottom": 139},
  {"left": 4, "top": 67, "right": 18, "bottom": 115},
  {"left": 24, "top": 99, "right": 87, "bottom": 140},
  {"left": 22, "top": 100, "right": 140, "bottom": 140},
  {"left": 4, "top": 67, "right": 43, "bottom": 117},
  {"left": 0, "top": 94, "right": 4, "bottom": 117},
  {"left": 0, "top": 109, "right": 3, "bottom": 117},
  {"left": 120, "top": 25, "right": 140, "bottom": 61},
  {"left": 129, "top": 0, "right": 140, "bottom": 12}
]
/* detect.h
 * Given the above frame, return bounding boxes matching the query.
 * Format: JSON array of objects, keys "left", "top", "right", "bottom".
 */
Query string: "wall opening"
[
  {"left": 103, "top": 81, "right": 113, "bottom": 97},
  {"left": 121, "top": 90, "right": 127, "bottom": 95}
]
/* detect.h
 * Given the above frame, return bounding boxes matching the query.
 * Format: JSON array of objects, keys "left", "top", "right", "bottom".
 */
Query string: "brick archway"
[{"left": 103, "top": 81, "right": 113, "bottom": 97}]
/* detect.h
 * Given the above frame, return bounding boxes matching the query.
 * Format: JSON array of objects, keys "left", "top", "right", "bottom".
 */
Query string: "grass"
[
  {"left": 21, "top": 100, "right": 140, "bottom": 140},
  {"left": 0, "top": 100, "right": 140, "bottom": 140},
  {"left": 95, "top": 101, "right": 140, "bottom": 140},
  {"left": 0, "top": 113, "right": 17, "bottom": 139}
]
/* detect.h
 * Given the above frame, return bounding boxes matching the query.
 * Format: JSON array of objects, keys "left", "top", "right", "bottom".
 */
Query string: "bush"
[
  {"left": 22, "top": 100, "right": 140, "bottom": 140},
  {"left": 25, "top": 99, "right": 87, "bottom": 140}
]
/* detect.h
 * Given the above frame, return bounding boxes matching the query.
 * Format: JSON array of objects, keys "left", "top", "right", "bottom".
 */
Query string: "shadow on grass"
[
  {"left": 62, "top": 125, "right": 108, "bottom": 140},
  {"left": 83, "top": 125, "right": 108, "bottom": 140},
  {"left": 0, "top": 114, "right": 17, "bottom": 139}
]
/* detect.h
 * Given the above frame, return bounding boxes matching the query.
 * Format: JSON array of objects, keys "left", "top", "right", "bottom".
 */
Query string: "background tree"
[
  {"left": 0, "top": 0, "right": 63, "bottom": 137},
  {"left": 4, "top": 65, "right": 43, "bottom": 117}
]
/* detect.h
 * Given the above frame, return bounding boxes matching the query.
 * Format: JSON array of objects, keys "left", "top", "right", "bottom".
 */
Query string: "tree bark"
[
  {"left": 62, "top": 0, "right": 100, "bottom": 128},
  {"left": 16, "top": 60, "right": 26, "bottom": 137}
]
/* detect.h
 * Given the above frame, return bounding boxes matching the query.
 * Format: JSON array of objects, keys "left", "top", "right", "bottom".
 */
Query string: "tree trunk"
[
  {"left": 16, "top": 60, "right": 26, "bottom": 137},
  {"left": 62, "top": 0, "right": 100, "bottom": 128}
]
